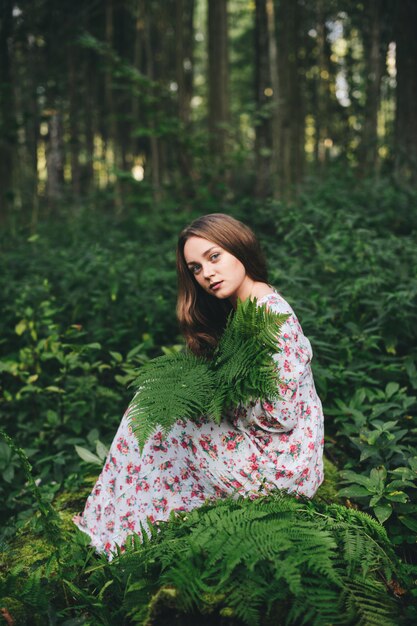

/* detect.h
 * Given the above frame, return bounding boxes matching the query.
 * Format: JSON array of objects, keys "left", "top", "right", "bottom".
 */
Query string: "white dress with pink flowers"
[{"left": 73, "top": 291, "right": 324, "bottom": 556}]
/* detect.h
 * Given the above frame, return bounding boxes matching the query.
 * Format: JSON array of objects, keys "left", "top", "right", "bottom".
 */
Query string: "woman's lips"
[{"left": 210, "top": 281, "right": 223, "bottom": 291}]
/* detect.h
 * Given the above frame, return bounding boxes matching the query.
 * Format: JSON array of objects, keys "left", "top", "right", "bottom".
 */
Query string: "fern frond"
[
  {"left": 79, "top": 493, "right": 404, "bottom": 626},
  {"left": 128, "top": 299, "right": 288, "bottom": 448},
  {"left": 128, "top": 352, "right": 216, "bottom": 450}
]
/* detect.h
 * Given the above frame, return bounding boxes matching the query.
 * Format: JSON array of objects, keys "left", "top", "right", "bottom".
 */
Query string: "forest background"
[{"left": 0, "top": 0, "right": 417, "bottom": 624}]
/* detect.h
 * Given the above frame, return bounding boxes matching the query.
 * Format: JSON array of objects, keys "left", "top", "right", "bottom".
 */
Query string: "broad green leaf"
[
  {"left": 339, "top": 470, "right": 372, "bottom": 488},
  {"left": 15, "top": 320, "right": 27, "bottom": 335},
  {"left": 338, "top": 486, "right": 371, "bottom": 498},
  {"left": 74, "top": 445, "right": 102, "bottom": 465},
  {"left": 385, "top": 491, "right": 409, "bottom": 503},
  {"left": 373, "top": 504, "right": 392, "bottom": 524},
  {"left": 96, "top": 440, "right": 109, "bottom": 461},
  {"left": 398, "top": 515, "right": 417, "bottom": 532},
  {"left": 385, "top": 382, "right": 399, "bottom": 398}
]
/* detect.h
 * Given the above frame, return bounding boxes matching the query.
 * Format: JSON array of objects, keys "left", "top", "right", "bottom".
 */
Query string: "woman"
[{"left": 73, "top": 213, "right": 324, "bottom": 556}]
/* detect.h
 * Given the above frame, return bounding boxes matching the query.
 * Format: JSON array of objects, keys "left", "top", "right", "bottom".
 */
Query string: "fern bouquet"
[{"left": 128, "top": 298, "right": 289, "bottom": 450}]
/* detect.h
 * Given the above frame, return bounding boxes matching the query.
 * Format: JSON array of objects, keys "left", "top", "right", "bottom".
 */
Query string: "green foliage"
[
  {"left": 1, "top": 491, "right": 411, "bottom": 626},
  {"left": 128, "top": 299, "right": 288, "bottom": 449},
  {"left": 1, "top": 173, "right": 417, "bottom": 621}
]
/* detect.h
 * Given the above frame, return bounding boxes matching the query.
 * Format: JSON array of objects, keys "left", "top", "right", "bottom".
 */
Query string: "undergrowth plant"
[{"left": 128, "top": 299, "right": 288, "bottom": 449}]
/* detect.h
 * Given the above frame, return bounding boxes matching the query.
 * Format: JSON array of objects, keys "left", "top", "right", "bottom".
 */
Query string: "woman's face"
[{"left": 183, "top": 236, "right": 254, "bottom": 304}]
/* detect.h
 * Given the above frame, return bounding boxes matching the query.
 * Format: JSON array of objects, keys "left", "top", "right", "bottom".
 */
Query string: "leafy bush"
[
  {"left": 0, "top": 173, "right": 416, "bottom": 620},
  {"left": 0, "top": 488, "right": 411, "bottom": 626}
]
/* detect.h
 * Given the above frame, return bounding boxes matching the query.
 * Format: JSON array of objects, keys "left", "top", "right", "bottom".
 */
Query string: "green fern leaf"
[{"left": 128, "top": 299, "right": 288, "bottom": 449}]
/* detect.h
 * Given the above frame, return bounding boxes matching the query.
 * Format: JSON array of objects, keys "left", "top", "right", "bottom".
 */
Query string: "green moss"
[
  {"left": 0, "top": 478, "right": 95, "bottom": 579},
  {"left": 315, "top": 455, "right": 340, "bottom": 503}
]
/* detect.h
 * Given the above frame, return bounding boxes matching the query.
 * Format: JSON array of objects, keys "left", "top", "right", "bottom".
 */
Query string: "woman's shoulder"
[{"left": 257, "top": 289, "right": 295, "bottom": 316}]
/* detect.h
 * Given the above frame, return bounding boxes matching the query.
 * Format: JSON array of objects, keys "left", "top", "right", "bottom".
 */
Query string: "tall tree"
[
  {"left": 176, "top": 0, "right": 194, "bottom": 127},
  {"left": 0, "top": 0, "right": 15, "bottom": 218},
  {"left": 105, "top": 0, "right": 123, "bottom": 211},
  {"left": 208, "top": 0, "right": 229, "bottom": 158},
  {"left": 314, "top": 0, "right": 331, "bottom": 171},
  {"left": 254, "top": 0, "right": 280, "bottom": 198},
  {"left": 276, "top": 0, "right": 304, "bottom": 196},
  {"left": 358, "top": 0, "right": 384, "bottom": 175},
  {"left": 394, "top": 0, "right": 417, "bottom": 186},
  {"left": 175, "top": 0, "right": 195, "bottom": 187}
]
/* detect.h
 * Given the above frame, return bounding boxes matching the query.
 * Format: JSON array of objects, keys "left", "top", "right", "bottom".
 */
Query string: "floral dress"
[{"left": 73, "top": 291, "right": 324, "bottom": 557}]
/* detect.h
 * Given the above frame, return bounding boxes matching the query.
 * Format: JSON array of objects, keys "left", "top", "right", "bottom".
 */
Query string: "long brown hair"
[{"left": 176, "top": 213, "right": 268, "bottom": 356}]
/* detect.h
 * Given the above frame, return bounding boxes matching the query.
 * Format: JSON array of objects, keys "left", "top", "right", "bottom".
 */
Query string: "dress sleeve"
[{"left": 246, "top": 309, "right": 313, "bottom": 433}]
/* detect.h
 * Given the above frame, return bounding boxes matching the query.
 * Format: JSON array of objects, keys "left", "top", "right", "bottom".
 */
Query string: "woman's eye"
[
  {"left": 191, "top": 265, "right": 201, "bottom": 274},
  {"left": 210, "top": 253, "right": 220, "bottom": 261}
]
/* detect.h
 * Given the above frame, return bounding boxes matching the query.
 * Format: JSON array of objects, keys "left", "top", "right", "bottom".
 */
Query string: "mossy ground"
[{"left": 1, "top": 457, "right": 342, "bottom": 625}]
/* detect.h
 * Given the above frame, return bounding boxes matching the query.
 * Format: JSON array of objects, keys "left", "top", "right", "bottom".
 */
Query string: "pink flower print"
[
  {"left": 199, "top": 435, "right": 219, "bottom": 459},
  {"left": 227, "top": 440, "right": 236, "bottom": 451},
  {"left": 152, "top": 431, "right": 168, "bottom": 453},
  {"left": 170, "top": 437, "right": 179, "bottom": 445},
  {"left": 306, "top": 427, "right": 313, "bottom": 438},
  {"left": 180, "top": 468, "right": 190, "bottom": 480},
  {"left": 159, "top": 460, "right": 173, "bottom": 471},
  {"left": 105, "top": 455, "right": 118, "bottom": 471},
  {"left": 248, "top": 453, "right": 259, "bottom": 472},
  {"left": 284, "top": 360, "right": 291, "bottom": 373},
  {"left": 104, "top": 542, "right": 112, "bottom": 554},
  {"left": 117, "top": 438, "right": 129, "bottom": 454},
  {"left": 181, "top": 435, "right": 198, "bottom": 456},
  {"left": 126, "top": 496, "right": 136, "bottom": 507},
  {"left": 263, "top": 401, "right": 274, "bottom": 413},
  {"left": 106, "top": 520, "right": 115, "bottom": 532},
  {"left": 308, "top": 442, "right": 315, "bottom": 451},
  {"left": 152, "top": 497, "right": 168, "bottom": 514},
  {"left": 104, "top": 503, "right": 115, "bottom": 516},
  {"left": 135, "top": 479, "right": 150, "bottom": 493},
  {"left": 126, "top": 462, "right": 141, "bottom": 474},
  {"left": 289, "top": 443, "right": 301, "bottom": 458},
  {"left": 163, "top": 476, "right": 181, "bottom": 493},
  {"left": 279, "top": 434, "right": 289, "bottom": 443}
]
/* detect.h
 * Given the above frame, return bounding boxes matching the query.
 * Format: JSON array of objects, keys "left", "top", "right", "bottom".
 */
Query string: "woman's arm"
[{"left": 250, "top": 311, "right": 313, "bottom": 433}]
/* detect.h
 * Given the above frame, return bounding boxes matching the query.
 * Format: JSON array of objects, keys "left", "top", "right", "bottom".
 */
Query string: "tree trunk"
[
  {"left": 46, "top": 111, "right": 64, "bottom": 202},
  {"left": 208, "top": 0, "right": 229, "bottom": 158},
  {"left": 254, "top": 0, "right": 280, "bottom": 198},
  {"left": 105, "top": 0, "right": 123, "bottom": 212},
  {"left": 315, "top": 0, "right": 330, "bottom": 171},
  {"left": 142, "top": 0, "right": 161, "bottom": 197},
  {"left": 0, "top": 0, "right": 15, "bottom": 219},
  {"left": 176, "top": 0, "right": 194, "bottom": 126},
  {"left": 175, "top": 0, "right": 195, "bottom": 188},
  {"left": 132, "top": 0, "right": 144, "bottom": 160},
  {"left": 359, "top": 0, "right": 383, "bottom": 176},
  {"left": 277, "top": 0, "right": 304, "bottom": 197},
  {"left": 394, "top": 0, "right": 417, "bottom": 186},
  {"left": 83, "top": 52, "right": 96, "bottom": 193},
  {"left": 25, "top": 33, "right": 40, "bottom": 229},
  {"left": 68, "top": 43, "right": 81, "bottom": 196}
]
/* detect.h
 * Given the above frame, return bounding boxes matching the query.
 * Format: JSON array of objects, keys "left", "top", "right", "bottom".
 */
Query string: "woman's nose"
[{"left": 202, "top": 263, "right": 215, "bottom": 279}]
